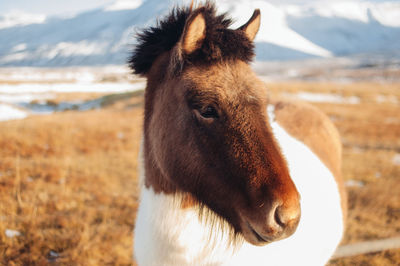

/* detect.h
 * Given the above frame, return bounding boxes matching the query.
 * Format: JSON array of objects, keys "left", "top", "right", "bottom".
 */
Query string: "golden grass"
[
  {"left": 0, "top": 103, "right": 142, "bottom": 265},
  {"left": 0, "top": 82, "right": 399, "bottom": 265}
]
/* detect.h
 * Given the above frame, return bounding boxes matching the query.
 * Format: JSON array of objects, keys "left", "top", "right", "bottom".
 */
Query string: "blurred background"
[{"left": 0, "top": 0, "right": 399, "bottom": 265}]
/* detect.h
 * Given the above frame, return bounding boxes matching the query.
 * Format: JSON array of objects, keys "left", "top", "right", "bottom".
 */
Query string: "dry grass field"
[{"left": 0, "top": 80, "right": 399, "bottom": 265}]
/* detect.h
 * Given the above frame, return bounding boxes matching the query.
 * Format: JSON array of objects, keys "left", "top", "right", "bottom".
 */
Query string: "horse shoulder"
[{"left": 271, "top": 99, "right": 347, "bottom": 222}]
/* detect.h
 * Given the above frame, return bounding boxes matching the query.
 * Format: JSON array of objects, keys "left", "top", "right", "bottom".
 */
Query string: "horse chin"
[
  {"left": 239, "top": 215, "right": 295, "bottom": 246},
  {"left": 240, "top": 221, "right": 273, "bottom": 246}
]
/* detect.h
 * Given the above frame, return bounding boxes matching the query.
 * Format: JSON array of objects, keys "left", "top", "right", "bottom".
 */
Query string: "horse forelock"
[{"left": 129, "top": 1, "right": 255, "bottom": 76}]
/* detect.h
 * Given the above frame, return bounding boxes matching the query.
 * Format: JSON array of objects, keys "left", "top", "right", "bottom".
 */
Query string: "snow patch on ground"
[
  {"left": 345, "top": 179, "right": 365, "bottom": 188},
  {"left": 0, "top": 66, "right": 130, "bottom": 83},
  {"left": 0, "top": 104, "right": 28, "bottom": 121},
  {"left": 0, "top": 82, "right": 145, "bottom": 94},
  {"left": 0, "top": 78, "right": 146, "bottom": 122},
  {"left": 376, "top": 95, "right": 398, "bottom": 104},
  {"left": 0, "top": 93, "right": 54, "bottom": 104},
  {"left": 5, "top": 229, "right": 21, "bottom": 238},
  {"left": 290, "top": 92, "right": 361, "bottom": 104},
  {"left": 393, "top": 154, "right": 400, "bottom": 166}
]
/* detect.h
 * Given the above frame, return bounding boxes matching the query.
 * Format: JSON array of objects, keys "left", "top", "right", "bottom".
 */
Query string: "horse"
[{"left": 129, "top": 2, "right": 346, "bottom": 265}]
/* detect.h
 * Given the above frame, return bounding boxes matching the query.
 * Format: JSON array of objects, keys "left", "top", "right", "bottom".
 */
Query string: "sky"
[
  {"left": 0, "top": 0, "right": 394, "bottom": 16},
  {"left": 0, "top": 0, "right": 114, "bottom": 16}
]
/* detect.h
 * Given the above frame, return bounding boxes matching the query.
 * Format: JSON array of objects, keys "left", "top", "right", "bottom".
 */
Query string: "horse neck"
[{"left": 134, "top": 141, "right": 239, "bottom": 265}]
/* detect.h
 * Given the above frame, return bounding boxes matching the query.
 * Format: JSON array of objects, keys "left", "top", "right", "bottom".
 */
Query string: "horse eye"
[{"left": 201, "top": 106, "right": 219, "bottom": 119}]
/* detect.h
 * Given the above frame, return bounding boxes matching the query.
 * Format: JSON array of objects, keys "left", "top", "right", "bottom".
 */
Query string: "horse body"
[{"left": 130, "top": 3, "right": 346, "bottom": 265}]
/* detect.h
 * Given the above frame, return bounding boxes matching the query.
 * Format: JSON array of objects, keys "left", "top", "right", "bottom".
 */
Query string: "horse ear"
[
  {"left": 238, "top": 9, "right": 261, "bottom": 41},
  {"left": 180, "top": 8, "right": 206, "bottom": 55}
]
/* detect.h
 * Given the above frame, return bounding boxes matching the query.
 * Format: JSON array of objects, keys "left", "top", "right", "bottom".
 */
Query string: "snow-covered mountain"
[{"left": 0, "top": 0, "right": 399, "bottom": 66}]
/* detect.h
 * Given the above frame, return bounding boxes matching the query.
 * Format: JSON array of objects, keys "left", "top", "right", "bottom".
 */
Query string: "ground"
[{"left": 0, "top": 80, "right": 399, "bottom": 265}]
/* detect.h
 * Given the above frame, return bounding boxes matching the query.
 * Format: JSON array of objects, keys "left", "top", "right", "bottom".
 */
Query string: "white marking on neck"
[
  {"left": 267, "top": 104, "right": 276, "bottom": 122},
  {"left": 134, "top": 105, "right": 343, "bottom": 265}
]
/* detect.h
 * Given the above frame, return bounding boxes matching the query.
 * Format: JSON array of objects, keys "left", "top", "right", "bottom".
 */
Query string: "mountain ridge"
[{"left": 0, "top": 0, "right": 399, "bottom": 66}]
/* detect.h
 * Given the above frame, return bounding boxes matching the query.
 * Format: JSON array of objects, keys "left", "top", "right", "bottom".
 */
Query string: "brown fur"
[
  {"left": 271, "top": 99, "right": 347, "bottom": 222},
  {"left": 181, "top": 193, "right": 199, "bottom": 209}
]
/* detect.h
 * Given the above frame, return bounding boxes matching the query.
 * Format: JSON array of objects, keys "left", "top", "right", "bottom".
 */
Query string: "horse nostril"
[
  {"left": 274, "top": 204, "right": 301, "bottom": 230},
  {"left": 274, "top": 206, "right": 285, "bottom": 227},
  {"left": 246, "top": 202, "right": 300, "bottom": 244}
]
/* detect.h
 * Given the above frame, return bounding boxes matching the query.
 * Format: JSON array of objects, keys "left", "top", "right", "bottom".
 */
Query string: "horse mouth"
[{"left": 245, "top": 221, "right": 273, "bottom": 245}]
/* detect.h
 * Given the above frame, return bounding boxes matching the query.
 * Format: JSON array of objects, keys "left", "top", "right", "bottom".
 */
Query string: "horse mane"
[{"left": 129, "top": 1, "right": 255, "bottom": 75}]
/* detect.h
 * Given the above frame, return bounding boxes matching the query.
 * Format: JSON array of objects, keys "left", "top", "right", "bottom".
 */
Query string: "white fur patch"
[{"left": 134, "top": 106, "right": 343, "bottom": 265}]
